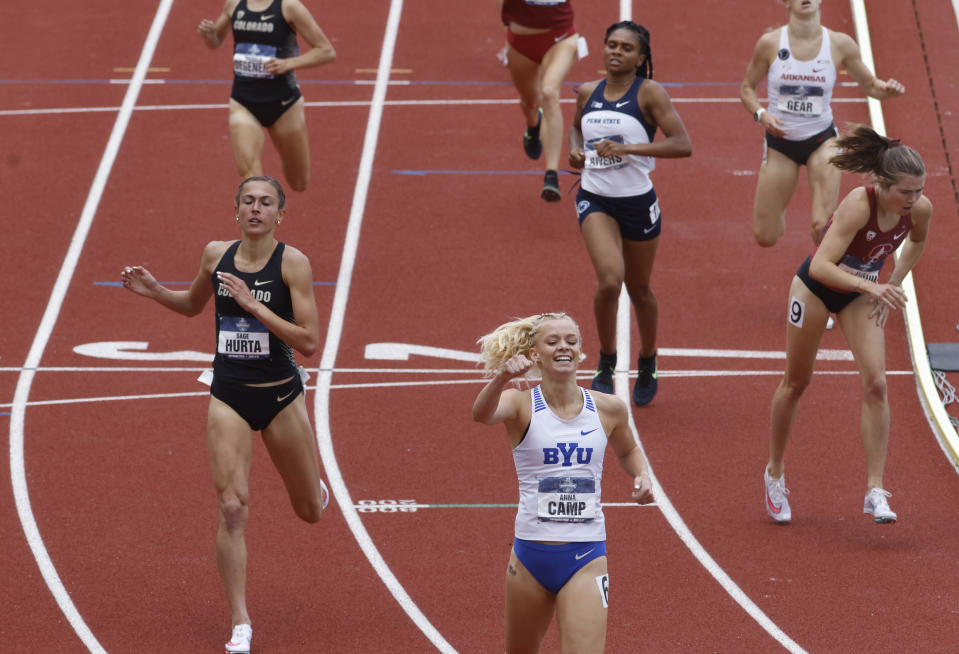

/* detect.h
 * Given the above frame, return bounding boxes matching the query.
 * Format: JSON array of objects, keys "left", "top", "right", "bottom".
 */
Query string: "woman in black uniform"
[
  {"left": 198, "top": 0, "right": 335, "bottom": 192},
  {"left": 121, "top": 177, "right": 327, "bottom": 654}
]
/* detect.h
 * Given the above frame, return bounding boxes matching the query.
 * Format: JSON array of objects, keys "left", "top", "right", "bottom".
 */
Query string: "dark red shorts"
[{"left": 507, "top": 25, "right": 577, "bottom": 64}]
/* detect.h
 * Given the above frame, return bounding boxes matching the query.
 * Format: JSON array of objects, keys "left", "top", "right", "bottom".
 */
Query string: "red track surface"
[{"left": 4, "top": 1, "right": 959, "bottom": 652}]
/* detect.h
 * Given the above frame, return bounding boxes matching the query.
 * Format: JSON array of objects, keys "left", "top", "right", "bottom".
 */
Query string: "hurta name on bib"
[
  {"left": 219, "top": 316, "right": 270, "bottom": 359},
  {"left": 537, "top": 476, "right": 597, "bottom": 522}
]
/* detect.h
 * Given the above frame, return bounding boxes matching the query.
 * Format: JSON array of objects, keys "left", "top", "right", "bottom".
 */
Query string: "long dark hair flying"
[
  {"left": 830, "top": 125, "right": 925, "bottom": 187},
  {"left": 604, "top": 20, "right": 653, "bottom": 80}
]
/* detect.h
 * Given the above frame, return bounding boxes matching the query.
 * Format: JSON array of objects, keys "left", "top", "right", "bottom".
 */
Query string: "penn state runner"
[
  {"left": 568, "top": 21, "right": 691, "bottom": 405},
  {"left": 473, "top": 312, "right": 654, "bottom": 654},
  {"left": 740, "top": 0, "right": 904, "bottom": 248},
  {"left": 763, "top": 127, "right": 931, "bottom": 526},
  {"left": 198, "top": 0, "right": 335, "bottom": 191},
  {"left": 121, "top": 177, "right": 329, "bottom": 653}
]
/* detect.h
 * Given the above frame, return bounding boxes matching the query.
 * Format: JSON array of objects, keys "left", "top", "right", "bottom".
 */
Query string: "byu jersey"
[
  {"left": 580, "top": 77, "right": 657, "bottom": 197},
  {"left": 767, "top": 27, "right": 836, "bottom": 140},
  {"left": 512, "top": 386, "right": 608, "bottom": 542}
]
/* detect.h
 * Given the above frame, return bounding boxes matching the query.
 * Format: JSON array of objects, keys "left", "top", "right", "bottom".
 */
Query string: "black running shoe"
[
  {"left": 541, "top": 169, "right": 560, "bottom": 202},
  {"left": 633, "top": 354, "right": 658, "bottom": 406},
  {"left": 590, "top": 351, "right": 616, "bottom": 394},
  {"left": 523, "top": 108, "right": 543, "bottom": 160}
]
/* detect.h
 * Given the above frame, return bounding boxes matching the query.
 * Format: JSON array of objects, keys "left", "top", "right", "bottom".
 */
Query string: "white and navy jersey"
[
  {"left": 512, "top": 386, "right": 608, "bottom": 542},
  {"left": 580, "top": 77, "right": 657, "bottom": 198},
  {"left": 767, "top": 27, "right": 836, "bottom": 140}
]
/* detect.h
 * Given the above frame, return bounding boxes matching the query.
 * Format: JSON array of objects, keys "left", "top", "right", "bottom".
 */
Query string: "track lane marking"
[
  {"left": 7, "top": 1, "right": 174, "bottom": 652},
  {"left": 306, "top": 1, "right": 456, "bottom": 652}
]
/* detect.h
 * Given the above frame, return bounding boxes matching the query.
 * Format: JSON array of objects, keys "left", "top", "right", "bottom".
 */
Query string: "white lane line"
[
  {"left": 7, "top": 1, "right": 174, "bottom": 652},
  {"left": 614, "top": 289, "right": 807, "bottom": 653},
  {"left": 1, "top": 370, "right": 916, "bottom": 411},
  {"left": 0, "top": 96, "right": 869, "bottom": 117},
  {"left": 308, "top": 1, "right": 456, "bottom": 652},
  {"left": 612, "top": 0, "right": 805, "bottom": 643},
  {"left": 850, "top": 0, "right": 959, "bottom": 470}
]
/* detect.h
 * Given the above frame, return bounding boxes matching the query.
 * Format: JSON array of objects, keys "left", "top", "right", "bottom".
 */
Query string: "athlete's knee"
[
  {"left": 753, "top": 208, "right": 785, "bottom": 247},
  {"left": 594, "top": 273, "right": 623, "bottom": 301},
  {"left": 627, "top": 283, "right": 655, "bottom": 306},
  {"left": 778, "top": 375, "right": 811, "bottom": 400},
  {"left": 286, "top": 175, "right": 308, "bottom": 193},
  {"left": 753, "top": 223, "right": 782, "bottom": 248},
  {"left": 219, "top": 494, "right": 249, "bottom": 532},
  {"left": 539, "top": 84, "right": 561, "bottom": 108},
  {"left": 860, "top": 374, "right": 888, "bottom": 404}
]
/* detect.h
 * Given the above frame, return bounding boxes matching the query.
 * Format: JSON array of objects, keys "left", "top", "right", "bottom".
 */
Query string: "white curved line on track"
[
  {"left": 7, "top": 1, "right": 173, "bottom": 652},
  {"left": 613, "top": 289, "right": 807, "bottom": 653},
  {"left": 605, "top": 2, "right": 803, "bottom": 651},
  {"left": 308, "top": 1, "right": 455, "bottom": 652},
  {"left": 849, "top": 0, "right": 959, "bottom": 469}
]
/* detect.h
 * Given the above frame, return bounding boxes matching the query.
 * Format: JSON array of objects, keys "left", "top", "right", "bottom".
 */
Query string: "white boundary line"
[
  {"left": 3, "top": 369, "right": 916, "bottom": 411},
  {"left": 0, "top": 97, "right": 870, "bottom": 117},
  {"left": 7, "top": 1, "right": 174, "bottom": 652},
  {"left": 849, "top": 0, "right": 959, "bottom": 468},
  {"left": 615, "top": 288, "right": 807, "bottom": 653},
  {"left": 308, "top": 1, "right": 456, "bottom": 652},
  {"left": 610, "top": 1, "right": 804, "bottom": 650}
]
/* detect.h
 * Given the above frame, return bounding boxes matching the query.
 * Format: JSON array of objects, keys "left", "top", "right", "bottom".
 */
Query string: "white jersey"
[
  {"left": 580, "top": 77, "right": 657, "bottom": 197},
  {"left": 512, "top": 385, "right": 608, "bottom": 542},
  {"left": 767, "top": 26, "right": 837, "bottom": 140}
]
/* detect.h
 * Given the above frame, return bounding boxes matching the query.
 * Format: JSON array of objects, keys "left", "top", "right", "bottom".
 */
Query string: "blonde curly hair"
[{"left": 477, "top": 312, "right": 579, "bottom": 376}]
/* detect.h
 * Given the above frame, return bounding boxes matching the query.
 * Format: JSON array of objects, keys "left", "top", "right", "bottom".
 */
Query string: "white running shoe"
[
  {"left": 321, "top": 479, "right": 330, "bottom": 510},
  {"left": 764, "top": 467, "right": 791, "bottom": 523},
  {"left": 863, "top": 488, "right": 897, "bottom": 524},
  {"left": 225, "top": 624, "right": 252, "bottom": 654},
  {"left": 826, "top": 315, "right": 835, "bottom": 330}
]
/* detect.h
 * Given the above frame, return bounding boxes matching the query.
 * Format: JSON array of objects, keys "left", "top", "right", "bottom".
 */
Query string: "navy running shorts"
[
  {"left": 576, "top": 186, "right": 661, "bottom": 242},
  {"left": 512, "top": 538, "right": 606, "bottom": 595},
  {"left": 765, "top": 123, "right": 839, "bottom": 166},
  {"left": 210, "top": 374, "right": 303, "bottom": 431},
  {"left": 231, "top": 87, "right": 302, "bottom": 128},
  {"left": 795, "top": 255, "right": 860, "bottom": 315}
]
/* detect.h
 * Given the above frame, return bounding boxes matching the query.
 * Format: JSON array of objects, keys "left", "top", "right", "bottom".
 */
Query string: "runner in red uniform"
[
  {"left": 499, "top": 0, "right": 579, "bottom": 202},
  {"left": 763, "top": 126, "right": 932, "bottom": 526}
]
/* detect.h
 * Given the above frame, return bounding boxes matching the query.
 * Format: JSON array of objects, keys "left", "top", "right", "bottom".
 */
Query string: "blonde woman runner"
[{"left": 472, "top": 312, "right": 654, "bottom": 653}]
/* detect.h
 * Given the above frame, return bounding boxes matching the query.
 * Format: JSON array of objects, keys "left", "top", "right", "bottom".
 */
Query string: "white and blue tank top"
[
  {"left": 580, "top": 76, "right": 657, "bottom": 197},
  {"left": 512, "top": 385, "right": 608, "bottom": 542}
]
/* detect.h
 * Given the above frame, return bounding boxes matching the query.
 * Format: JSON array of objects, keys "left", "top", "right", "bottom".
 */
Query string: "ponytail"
[{"left": 830, "top": 125, "right": 925, "bottom": 186}]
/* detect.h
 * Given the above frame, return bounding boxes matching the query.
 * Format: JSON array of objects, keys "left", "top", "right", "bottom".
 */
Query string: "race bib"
[
  {"left": 537, "top": 476, "right": 596, "bottom": 522},
  {"left": 233, "top": 42, "right": 276, "bottom": 79},
  {"left": 218, "top": 316, "right": 270, "bottom": 359},
  {"left": 838, "top": 262, "right": 879, "bottom": 284},
  {"left": 585, "top": 135, "right": 627, "bottom": 170},
  {"left": 777, "top": 85, "right": 824, "bottom": 116}
]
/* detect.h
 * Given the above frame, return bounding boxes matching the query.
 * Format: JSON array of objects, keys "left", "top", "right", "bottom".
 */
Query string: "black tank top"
[
  {"left": 230, "top": 0, "right": 300, "bottom": 102},
  {"left": 212, "top": 240, "right": 297, "bottom": 383}
]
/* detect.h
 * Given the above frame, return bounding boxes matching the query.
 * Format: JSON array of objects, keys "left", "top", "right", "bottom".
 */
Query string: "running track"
[{"left": 4, "top": 0, "right": 959, "bottom": 651}]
